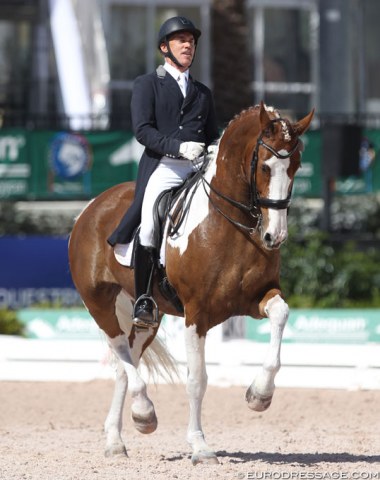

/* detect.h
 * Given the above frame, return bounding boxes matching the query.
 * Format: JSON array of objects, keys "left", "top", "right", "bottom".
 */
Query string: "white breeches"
[{"left": 139, "top": 156, "right": 202, "bottom": 247}]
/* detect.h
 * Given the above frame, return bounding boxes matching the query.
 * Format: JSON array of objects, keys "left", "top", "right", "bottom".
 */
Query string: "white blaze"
[{"left": 264, "top": 152, "right": 291, "bottom": 244}]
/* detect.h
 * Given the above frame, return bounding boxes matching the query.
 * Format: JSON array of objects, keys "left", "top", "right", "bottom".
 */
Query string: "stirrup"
[{"left": 133, "top": 294, "right": 159, "bottom": 329}]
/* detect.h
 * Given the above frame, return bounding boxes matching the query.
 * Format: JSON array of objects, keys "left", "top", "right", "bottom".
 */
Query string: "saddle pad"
[
  {"left": 114, "top": 241, "right": 134, "bottom": 267},
  {"left": 113, "top": 222, "right": 169, "bottom": 268}
]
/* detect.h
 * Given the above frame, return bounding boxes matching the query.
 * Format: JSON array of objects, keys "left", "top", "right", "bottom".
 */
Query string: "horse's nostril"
[{"left": 264, "top": 233, "right": 272, "bottom": 243}]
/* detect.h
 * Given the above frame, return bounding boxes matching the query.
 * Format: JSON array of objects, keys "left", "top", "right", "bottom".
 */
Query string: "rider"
[{"left": 107, "top": 16, "right": 219, "bottom": 328}]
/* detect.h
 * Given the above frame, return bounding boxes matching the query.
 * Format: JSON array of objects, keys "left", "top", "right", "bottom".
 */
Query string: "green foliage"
[
  {"left": 0, "top": 309, "right": 25, "bottom": 336},
  {"left": 281, "top": 230, "right": 380, "bottom": 308}
]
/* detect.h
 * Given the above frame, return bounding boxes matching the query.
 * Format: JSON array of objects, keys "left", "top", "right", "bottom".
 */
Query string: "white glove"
[
  {"left": 179, "top": 141, "right": 205, "bottom": 161},
  {"left": 207, "top": 145, "right": 218, "bottom": 156}
]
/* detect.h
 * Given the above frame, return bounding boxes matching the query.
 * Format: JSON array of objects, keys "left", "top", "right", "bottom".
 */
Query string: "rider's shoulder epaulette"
[{"left": 156, "top": 65, "right": 167, "bottom": 79}]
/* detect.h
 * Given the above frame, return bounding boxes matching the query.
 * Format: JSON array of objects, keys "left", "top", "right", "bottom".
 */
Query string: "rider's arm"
[{"left": 131, "top": 74, "right": 182, "bottom": 158}]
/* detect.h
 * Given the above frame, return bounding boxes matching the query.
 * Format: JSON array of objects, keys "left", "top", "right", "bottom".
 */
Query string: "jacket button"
[
  {"left": 181, "top": 110, "right": 184, "bottom": 115},
  {"left": 198, "top": 129, "right": 202, "bottom": 133},
  {"left": 198, "top": 115, "right": 202, "bottom": 119},
  {"left": 179, "top": 126, "right": 183, "bottom": 130}
]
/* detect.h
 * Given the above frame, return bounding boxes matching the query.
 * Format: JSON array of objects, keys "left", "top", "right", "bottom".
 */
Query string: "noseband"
[{"left": 201, "top": 117, "right": 299, "bottom": 235}]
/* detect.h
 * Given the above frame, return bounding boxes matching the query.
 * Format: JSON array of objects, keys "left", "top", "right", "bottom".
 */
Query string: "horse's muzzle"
[{"left": 262, "top": 231, "right": 287, "bottom": 250}]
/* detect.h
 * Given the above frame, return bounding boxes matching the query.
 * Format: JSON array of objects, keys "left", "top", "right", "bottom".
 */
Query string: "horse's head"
[{"left": 249, "top": 102, "right": 314, "bottom": 249}]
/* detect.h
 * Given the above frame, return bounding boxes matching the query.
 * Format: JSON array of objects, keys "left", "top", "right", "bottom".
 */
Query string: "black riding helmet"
[{"left": 157, "top": 16, "right": 201, "bottom": 68}]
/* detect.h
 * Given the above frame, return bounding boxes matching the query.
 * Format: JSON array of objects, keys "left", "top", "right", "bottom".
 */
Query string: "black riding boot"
[{"left": 133, "top": 242, "right": 158, "bottom": 328}]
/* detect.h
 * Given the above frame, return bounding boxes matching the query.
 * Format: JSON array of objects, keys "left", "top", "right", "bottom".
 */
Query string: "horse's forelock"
[{"left": 263, "top": 104, "right": 292, "bottom": 143}]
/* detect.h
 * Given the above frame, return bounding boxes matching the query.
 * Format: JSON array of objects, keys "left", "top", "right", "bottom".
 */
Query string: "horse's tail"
[
  {"left": 112, "top": 290, "right": 180, "bottom": 383},
  {"left": 141, "top": 334, "right": 180, "bottom": 384}
]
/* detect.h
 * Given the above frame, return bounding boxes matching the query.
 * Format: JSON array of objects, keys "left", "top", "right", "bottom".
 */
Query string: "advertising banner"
[
  {"left": 0, "top": 128, "right": 380, "bottom": 199},
  {"left": 0, "top": 236, "right": 81, "bottom": 309},
  {"left": 15, "top": 308, "right": 380, "bottom": 343},
  {"left": 246, "top": 309, "right": 380, "bottom": 344},
  {"left": 0, "top": 129, "right": 30, "bottom": 198},
  {"left": 0, "top": 129, "right": 143, "bottom": 199},
  {"left": 17, "top": 309, "right": 99, "bottom": 339}
]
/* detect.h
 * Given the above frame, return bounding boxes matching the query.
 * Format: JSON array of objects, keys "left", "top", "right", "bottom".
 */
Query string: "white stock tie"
[{"left": 178, "top": 73, "right": 187, "bottom": 97}]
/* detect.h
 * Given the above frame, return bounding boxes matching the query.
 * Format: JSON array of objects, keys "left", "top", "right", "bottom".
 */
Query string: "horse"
[{"left": 68, "top": 102, "right": 314, "bottom": 465}]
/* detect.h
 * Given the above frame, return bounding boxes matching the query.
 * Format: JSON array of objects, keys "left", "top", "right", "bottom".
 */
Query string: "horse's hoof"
[
  {"left": 191, "top": 451, "right": 219, "bottom": 466},
  {"left": 132, "top": 410, "right": 158, "bottom": 434},
  {"left": 105, "top": 444, "right": 128, "bottom": 457},
  {"left": 246, "top": 387, "right": 273, "bottom": 412}
]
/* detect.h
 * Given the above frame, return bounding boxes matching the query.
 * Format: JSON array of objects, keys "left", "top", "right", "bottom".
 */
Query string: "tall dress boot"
[{"left": 133, "top": 242, "right": 158, "bottom": 329}]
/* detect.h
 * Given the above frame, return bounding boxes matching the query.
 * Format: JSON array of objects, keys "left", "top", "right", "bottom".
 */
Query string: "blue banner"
[{"left": 0, "top": 236, "right": 81, "bottom": 309}]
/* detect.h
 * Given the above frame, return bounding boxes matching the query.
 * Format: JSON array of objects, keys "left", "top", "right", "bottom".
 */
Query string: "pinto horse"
[{"left": 69, "top": 102, "right": 314, "bottom": 465}]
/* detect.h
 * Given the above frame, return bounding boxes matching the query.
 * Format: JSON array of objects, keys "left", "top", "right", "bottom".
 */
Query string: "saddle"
[{"left": 147, "top": 163, "right": 206, "bottom": 315}]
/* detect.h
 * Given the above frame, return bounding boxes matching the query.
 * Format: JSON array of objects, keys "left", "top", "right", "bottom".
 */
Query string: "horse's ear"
[
  {"left": 259, "top": 101, "right": 271, "bottom": 130},
  {"left": 294, "top": 109, "right": 315, "bottom": 136}
]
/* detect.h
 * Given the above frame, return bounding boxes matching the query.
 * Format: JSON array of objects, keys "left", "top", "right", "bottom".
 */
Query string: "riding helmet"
[{"left": 157, "top": 16, "right": 201, "bottom": 49}]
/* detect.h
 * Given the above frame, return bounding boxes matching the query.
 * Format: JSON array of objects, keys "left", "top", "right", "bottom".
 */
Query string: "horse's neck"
[{"left": 210, "top": 144, "right": 250, "bottom": 203}]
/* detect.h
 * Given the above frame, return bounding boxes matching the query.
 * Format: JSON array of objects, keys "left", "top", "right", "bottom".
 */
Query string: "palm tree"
[{"left": 212, "top": 0, "right": 253, "bottom": 126}]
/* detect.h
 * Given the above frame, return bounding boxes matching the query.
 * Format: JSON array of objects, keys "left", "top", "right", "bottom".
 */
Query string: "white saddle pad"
[{"left": 113, "top": 221, "right": 169, "bottom": 268}]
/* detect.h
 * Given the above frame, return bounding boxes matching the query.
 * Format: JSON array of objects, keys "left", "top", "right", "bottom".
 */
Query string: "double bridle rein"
[{"left": 201, "top": 118, "right": 300, "bottom": 235}]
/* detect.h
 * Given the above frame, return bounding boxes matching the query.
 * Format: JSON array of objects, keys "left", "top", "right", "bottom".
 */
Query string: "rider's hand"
[{"left": 179, "top": 142, "right": 205, "bottom": 161}]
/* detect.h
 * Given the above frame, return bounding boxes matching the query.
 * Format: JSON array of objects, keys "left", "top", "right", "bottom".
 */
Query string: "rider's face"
[{"left": 160, "top": 32, "right": 196, "bottom": 71}]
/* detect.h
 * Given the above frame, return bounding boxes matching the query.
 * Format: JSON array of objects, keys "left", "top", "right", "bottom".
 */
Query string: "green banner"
[
  {"left": 0, "top": 129, "right": 141, "bottom": 199},
  {"left": 293, "top": 130, "right": 323, "bottom": 197},
  {"left": 0, "top": 129, "right": 31, "bottom": 197},
  {"left": 246, "top": 309, "right": 380, "bottom": 344},
  {"left": 18, "top": 308, "right": 380, "bottom": 343},
  {"left": 335, "top": 128, "right": 380, "bottom": 194},
  {"left": 1, "top": 128, "right": 379, "bottom": 199},
  {"left": 18, "top": 309, "right": 99, "bottom": 339}
]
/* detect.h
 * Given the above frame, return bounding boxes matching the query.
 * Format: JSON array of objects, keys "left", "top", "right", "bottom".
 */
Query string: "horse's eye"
[{"left": 261, "top": 164, "right": 270, "bottom": 174}]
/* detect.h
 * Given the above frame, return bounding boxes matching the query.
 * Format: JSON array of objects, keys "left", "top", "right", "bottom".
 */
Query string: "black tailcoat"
[{"left": 108, "top": 66, "right": 219, "bottom": 246}]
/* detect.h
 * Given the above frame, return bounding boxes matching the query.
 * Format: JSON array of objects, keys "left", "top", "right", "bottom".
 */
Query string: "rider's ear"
[{"left": 160, "top": 42, "right": 168, "bottom": 54}]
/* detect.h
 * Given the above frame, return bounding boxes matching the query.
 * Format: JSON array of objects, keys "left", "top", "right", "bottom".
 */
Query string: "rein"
[{"left": 200, "top": 117, "right": 299, "bottom": 235}]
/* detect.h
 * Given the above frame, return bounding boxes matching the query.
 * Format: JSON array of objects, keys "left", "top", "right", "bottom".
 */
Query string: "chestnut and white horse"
[{"left": 69, "top": 102, "right": 314, "bottom": 465}]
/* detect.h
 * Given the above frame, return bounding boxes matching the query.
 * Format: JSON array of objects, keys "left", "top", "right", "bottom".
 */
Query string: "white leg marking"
[
  {"left": 104, "top": 360, "right": 128, "bottom": 456},
  {"left": 107, "top": 331, "right": 157, "bottom": 439},
  {"left": 255, "top": 294, "right": 289, "bottom": 396},
  {"left": 115, "top": 289, "right": 134, "bottom": 336},
  {"left": 185, "top": 325, "right": 218, "bottom": 464}
]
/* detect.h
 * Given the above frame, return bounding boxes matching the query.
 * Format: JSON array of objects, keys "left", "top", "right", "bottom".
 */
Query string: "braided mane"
[{"left": 227, "top": 104, "right": 292, "bottom": 142}]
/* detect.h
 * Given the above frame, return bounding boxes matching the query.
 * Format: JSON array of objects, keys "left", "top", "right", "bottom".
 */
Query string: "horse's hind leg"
[
  {"left": 87, "top": 290, "right": 157, "bottom": 457},
  {"left": 106, "top": 328, "right": 158, "bottom": 435},
  {"left": 104, "top": 360, "right": 128, "bottom": 457},
  {"left": 246, "top": 293, "right": 289, "bottom": 411}
]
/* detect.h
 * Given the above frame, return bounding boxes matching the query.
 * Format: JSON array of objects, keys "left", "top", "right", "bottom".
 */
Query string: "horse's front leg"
[
  {"left": 185, "top": 324, "right": 219, "bottom": 465},
  {"left": 105, "top": 330, "right": 158, "bottom": 456},
  {"left": 246, "top": 293, "right": 289, "bottom": 411}
]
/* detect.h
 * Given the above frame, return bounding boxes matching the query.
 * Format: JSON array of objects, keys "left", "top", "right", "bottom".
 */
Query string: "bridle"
[{"left": 200, "top": 117, "right": 300, "bottom": 235}]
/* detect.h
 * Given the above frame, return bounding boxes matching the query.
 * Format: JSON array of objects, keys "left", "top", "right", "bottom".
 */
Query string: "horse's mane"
[{"left": 226, "top": 104, "right": 292, "bottom": 142}]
